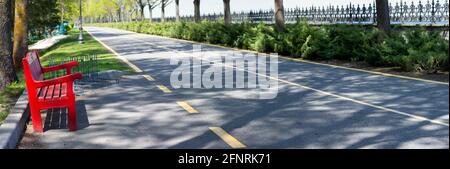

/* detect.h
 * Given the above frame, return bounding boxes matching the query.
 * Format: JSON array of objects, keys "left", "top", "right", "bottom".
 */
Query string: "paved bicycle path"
[{"left": 20, "top": 27, "right": 448, "bottom": 149}]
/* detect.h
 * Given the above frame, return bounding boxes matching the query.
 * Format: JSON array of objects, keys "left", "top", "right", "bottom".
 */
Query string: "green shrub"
[
  {"left": 182, "top": 22, "right": 204, "bottom": 42},
  {"left": 232, "top": 22, "right": 256, "bottom": 49},
  {"left": 325, "top": 25, "right": 367, "bottom": 60},
  {"left": 360, "top": 29, "right": 383, "bottom": 66},
  {"left": 273, "top": 32, "right": 292, "bottom": 55},
  {"left": 286, "top": 21, "right": 316, "bottom": 57},
  {"left": 203, "top": 21, "right": 228, "bottom": 44},
  {"left": 381, "top": 29, "right": 449, "bottom": 72},
  {"left": 250, "top": 23, "right": 276, "bottom": 52},
  {"left": 88, "top": 21, "right": 449, "bottom": 73},
  {"left": 222, "top": 24, "right": 243, "bottom": 47},
  {"left": 169, "top": 22, "right": 186, "bottom": 39},
  {"left": 299, "top": 27, "right": 330, "bottom": 60},
  {"left": 234, "top": 33, "right": 253, "bottom": 49}
]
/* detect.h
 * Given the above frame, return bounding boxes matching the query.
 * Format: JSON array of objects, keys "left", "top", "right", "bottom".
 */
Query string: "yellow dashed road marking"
[
  {"left": 177, "top": 101, "right": 199, "bottom": 114},
  {"left": 133, "top": 39, "right": 449, "bottom": 127},
  {"left": 89, "top": 28, "right": 448, "bottom": 127},
  {"left": 157, "top": 85, "right": 173, "bottom": 93},
  {"left": 209, "top": 127, "right": 246, "bottom": 149},
  {"left": 143, "top": 75, "right": 155, "bottom": 81}
]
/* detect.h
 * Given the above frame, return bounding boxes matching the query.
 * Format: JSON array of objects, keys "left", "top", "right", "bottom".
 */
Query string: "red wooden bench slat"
[
  {"left": 45, "top": 85, "right": 55, "bottom": 100},
  {"left": 36, "top": 88, "right": 41, "bottom": 98},
  {"left": 23, "top": 50, "right": 82, "bottom": 133},
  {"left": 38, "top": 86, "right": 48, "bottom": 100},
  {"left": 53, "top": 83, "right": 61, "bottom": 99},
  {"left": 61, "top": 83, "right": 67, "bottom": 97}
]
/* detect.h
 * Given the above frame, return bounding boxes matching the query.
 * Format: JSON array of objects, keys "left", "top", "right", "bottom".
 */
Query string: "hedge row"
[{"left": 89, "top": 21, "right": 449, "bottom": 73}]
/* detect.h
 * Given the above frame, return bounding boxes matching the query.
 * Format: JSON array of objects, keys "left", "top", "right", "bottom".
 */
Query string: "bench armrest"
[
  {"left": 42, "top": 61, "right": 79, "bottom": 74},
  {"left": 34, "top": 73, "right": 83, "bottom": 88}
]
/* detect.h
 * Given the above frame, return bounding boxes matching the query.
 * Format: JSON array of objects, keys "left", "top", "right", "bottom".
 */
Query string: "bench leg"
[
  {"left": 68, "top": 103, "right": 77, "bottom": 131},
  {"left": 30, "top": 106, "right": 43, "bottom": 133}
]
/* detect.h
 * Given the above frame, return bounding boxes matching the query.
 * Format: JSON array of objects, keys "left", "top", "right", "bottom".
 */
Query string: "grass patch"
[
  {"left": 0, "top": 30, "right": 133, "bottom": 125},
  {"left": 40, "top": 30, "right": 133, "bottom": 73},
  {"left": 0, "top": 72, "right": 25, "bottom": 125}
]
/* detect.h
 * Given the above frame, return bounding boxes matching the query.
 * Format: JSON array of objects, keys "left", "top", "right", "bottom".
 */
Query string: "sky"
[{"left": 145, "top": 0, "right": 425, "bottom": 18}]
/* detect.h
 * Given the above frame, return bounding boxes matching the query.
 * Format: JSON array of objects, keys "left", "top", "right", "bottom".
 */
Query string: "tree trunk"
[
  {"left": 149, "top": 8, "right": 153, "bottom": 22},
  {"left": 223, "top": 0, "right": 231, "bottom": 24},
  {"left": 11, "top": 0, "right": 14, "bottom": 26},
  {"left": 376, "top": 0, "right": 391, "bottom": 34},
  {"left": 140, "top": 5, "right": 145, "bottom": 21},
  {"left": 194, "top": 0, "right": 200, "bottom": 23},
  {"left": 13, "top": 0, "right": 28, "bottom": 70},
  {"left": 118, "top": 9, "right": 122, "bottom": 22},
  {"left": 175, "top": 0, "right": 180, "bottom": 22},
  {"left": 129, "top": 11, "right": 133, "bottom": 22},
  {"left": 274, "top": 0, "right": 285, "bottom": 31},
  {"left": 147, "top": 0, "right": 152, "bottom": 22},
  {"left": 60, "top": 4, "right": 64, "bottom": 21},
  {"left": 0, "top": 0, "right": 19, "bottom": 90},
  {"left": 161, "top": 4, "right": 165, "bottom": 22}
]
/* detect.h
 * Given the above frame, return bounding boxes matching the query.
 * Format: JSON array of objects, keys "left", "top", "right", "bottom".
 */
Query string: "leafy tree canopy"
[{"left": 29, "top": 0, "right": 60, "bottom": 37}]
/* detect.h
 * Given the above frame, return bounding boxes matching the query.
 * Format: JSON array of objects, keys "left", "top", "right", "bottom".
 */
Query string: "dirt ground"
[{"left": 18, "top": 123, "right": 46, "bottom": 149}]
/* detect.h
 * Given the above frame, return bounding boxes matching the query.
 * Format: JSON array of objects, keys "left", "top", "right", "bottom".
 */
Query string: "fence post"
[{"left": 432, "top": 0, "right": 436, "bottom": 23}]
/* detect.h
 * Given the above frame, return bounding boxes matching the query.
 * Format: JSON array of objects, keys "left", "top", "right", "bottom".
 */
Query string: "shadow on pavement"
[{"left": 43, "top": 100, "right": 89, "bottom": 132}]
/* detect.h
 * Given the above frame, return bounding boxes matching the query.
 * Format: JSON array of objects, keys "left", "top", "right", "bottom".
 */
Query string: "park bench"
[{"left": 22, "top": 50, "right": 83, "bottom": 133}]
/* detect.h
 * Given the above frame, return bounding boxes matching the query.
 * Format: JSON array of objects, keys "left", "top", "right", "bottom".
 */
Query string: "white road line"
[
  {"left": 127, "top": 35, "right": 449, "bottom": 127},
  {"left": 86, "top": 29, "right": 143, "bottom": 73},
  {"left": 86, "top": 28, "right": 449, "bottom": 127},
  {"left": 105, "top": 26, "right": 449, "bottom": 86}
]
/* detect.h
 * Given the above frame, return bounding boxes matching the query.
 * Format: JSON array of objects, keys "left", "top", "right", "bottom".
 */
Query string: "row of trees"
[
  {"left": 79, "top": 0, "right": 177, "bottom": 23},
  {"left": 81, "top": 0, "right": 242, "bottom": 24},
  {"left": 82, "top": 0, "right": 391, "bottom": 33}
]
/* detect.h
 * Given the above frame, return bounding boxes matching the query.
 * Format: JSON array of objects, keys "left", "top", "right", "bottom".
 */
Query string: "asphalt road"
[{"left": 67, "top": 27, "right": 448, "bottom": 149}]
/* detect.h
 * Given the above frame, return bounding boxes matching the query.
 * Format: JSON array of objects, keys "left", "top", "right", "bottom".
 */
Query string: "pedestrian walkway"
[
  {"left": 29, "top": 35, "right": 69, "bottom": 51},
  {"left": 19, "top": 73, "right": 229, "bottom": 148}
]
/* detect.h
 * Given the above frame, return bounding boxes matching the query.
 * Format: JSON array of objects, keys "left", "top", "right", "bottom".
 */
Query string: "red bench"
[{"left": 22, "top": 50, "right": 83, "bottom": 132}]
